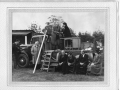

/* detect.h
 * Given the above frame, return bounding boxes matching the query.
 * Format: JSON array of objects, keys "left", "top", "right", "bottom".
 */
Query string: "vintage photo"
[{"left": 12, "top": 10, "right": 105, "bottom": 82}]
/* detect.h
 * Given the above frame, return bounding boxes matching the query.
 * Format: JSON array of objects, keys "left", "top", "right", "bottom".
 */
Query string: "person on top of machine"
[{"left": 62, "top": 22, "right": 71, "bottom": 37}]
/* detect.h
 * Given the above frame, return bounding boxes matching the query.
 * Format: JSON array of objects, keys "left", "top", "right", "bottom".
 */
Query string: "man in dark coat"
[
  {"left": 66, "top": 53, "right": 76, "bottom": 73},
  {"left": 75, "top": 50, "right": 89, "bottom": 74},
  {"left": 12, "top": 40, "right": 21, "bottom": 69},
  {"left": 62, "top": 22, "right": 71, "bottom": 37},
  {"left": 58, "top": 50, "right": 68, "bottom": 75}
]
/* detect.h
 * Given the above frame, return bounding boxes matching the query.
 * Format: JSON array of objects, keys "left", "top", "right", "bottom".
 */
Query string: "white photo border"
[{"left": 0, "top": 2, "right": 118, "bottom": 90}]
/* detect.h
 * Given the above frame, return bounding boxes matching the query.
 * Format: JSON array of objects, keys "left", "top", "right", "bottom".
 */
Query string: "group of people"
[
  {"left": 56, "top": 49, "right": 102, "bottom": 75},
  {"left": 12, "top": 39, "right": 103, "bottom": 75}
]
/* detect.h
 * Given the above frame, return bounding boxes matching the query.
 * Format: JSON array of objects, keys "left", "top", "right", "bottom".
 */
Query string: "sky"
[{"left": 12, "top": 11, "right": 106, "bottom": 35}]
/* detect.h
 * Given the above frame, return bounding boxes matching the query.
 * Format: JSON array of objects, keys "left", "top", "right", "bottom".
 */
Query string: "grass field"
[
  {"left": 12, "top": 52, "right": 104, "bottom": 82},
  {"left": 12, "top": 67, "right": 104, "bottom": 82}
]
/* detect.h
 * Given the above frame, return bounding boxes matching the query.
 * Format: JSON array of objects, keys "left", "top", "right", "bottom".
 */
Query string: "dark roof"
[{"left": 12, "top": 30, "right": 34, "bottom": 35}]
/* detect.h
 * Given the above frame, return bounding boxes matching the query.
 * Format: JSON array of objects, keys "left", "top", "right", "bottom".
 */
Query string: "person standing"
[
  {"left": 31, "top": 41, "right": 40, "bottom": 64},
  {"left": 12, "top": 39, "right": 21, "bottom": 69},
  {"left": 62, "top": 22, "right": 71, "bottom": 37},
  {"left": 75, "top": 50, "right": 89, "bottom": 74}
]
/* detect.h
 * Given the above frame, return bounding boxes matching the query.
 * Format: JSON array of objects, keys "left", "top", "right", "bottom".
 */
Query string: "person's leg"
[
  {"left": 16, "top": 53, "right": 19, "bottom": 68},
  {"left": 65, "top": 64, "right": 69, "bottom": 74},
  {"left": 14, "top": 54, "right": 17, "bottom": 69},
  {"left": 73, "top": 64, "right": 76, "bottom": 73},
  {"left": 55, "top": 65, "right": 61, "bottom": 72},
  {"left": 84, "top": 64, "right": 89, "bottom": 74},
  {"left": 75, "top": 63, "right": 80, "bottom": 74},
  {"left": 81, "top": 65, "right": 88, "bottom": 74},
  {"left": 61, "top": 62, "right": 67, "bottom": 74}
]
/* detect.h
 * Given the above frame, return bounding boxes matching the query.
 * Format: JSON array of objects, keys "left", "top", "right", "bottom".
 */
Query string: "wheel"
[{"left": 18, "top": 54, "right": 29, "bottom": 68}]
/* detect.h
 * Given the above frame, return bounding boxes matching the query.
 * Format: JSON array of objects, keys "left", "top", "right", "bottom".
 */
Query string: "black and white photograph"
[
  {"left": 12, "top": 10, "right": 105, "bottom": 82},
  {"left": 0, "top": 1, "right": 118, "bottom": 90}
]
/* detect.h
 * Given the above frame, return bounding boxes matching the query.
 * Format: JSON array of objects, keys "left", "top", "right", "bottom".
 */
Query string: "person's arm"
[
  {"left": 71, "top": 56, "right": 76, "bottom": 65},
  {"left": 31, "top": 46, "right": 34, "bottom": 55},
  {"left": 83, "top": 54, "right": 89, "bottom": 65},
  {"left": 58, "top": 55, "right": 62, "bottom": 63},
  {"left": 58, "top": 55, "right": 63, "bottom": 65},
  {"left": 78, "top": 54, "right": 81, "bottom": 63},
  {"left": 94, "top": 55, "right": 101, "bottom": 65},
  {"left": 17, "top": 45, "right": 22, "bottom": 52}
]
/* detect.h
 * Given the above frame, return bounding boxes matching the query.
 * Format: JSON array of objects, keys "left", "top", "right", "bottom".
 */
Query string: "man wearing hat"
[
  {"left": 31, "top": 41, "right": 40, "bottom": 64},
  {"left": 12, "top": 39, "right": 21, "bottom": 69},
  {"left": 75, "top": 50, "right": 89, "bottom": 74}
]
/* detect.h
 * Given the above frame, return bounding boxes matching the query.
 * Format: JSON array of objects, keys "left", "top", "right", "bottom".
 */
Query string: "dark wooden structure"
[{"left": 12, "top": 30, "right": 34, "bottom": 44}]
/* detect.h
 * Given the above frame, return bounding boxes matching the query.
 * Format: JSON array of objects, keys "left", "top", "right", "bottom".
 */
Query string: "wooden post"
[
  {"left": 25, "top": 36, "right": 27, "bottom": 45},
  {"left": 33, "top": 30, "right": 47, "bottom": 74}
]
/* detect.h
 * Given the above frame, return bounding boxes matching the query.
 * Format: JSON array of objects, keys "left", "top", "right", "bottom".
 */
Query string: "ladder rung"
[
  {"left": 45, "top": 57, "right": 51, "bottom": 60},
  {"left": 41, "top": 68, "right": 49, "bottom": 70},
  {"left": 41, "top": 60, "right": 44, "bottom": 62},
  {"left": 46, "top": 53, "right": 52, "bottom": 55},
  {"left": 50, "top": 63, "right": 58, "bottom": 66},
  {"left": 43, "top": 60, "right": 50, "bottom": 62},
  {"left": 50, "top": 60, "right": 58, "bottom": 62},
  {"left": 43, "top": 64, "right": 49, "bottom": 66}
]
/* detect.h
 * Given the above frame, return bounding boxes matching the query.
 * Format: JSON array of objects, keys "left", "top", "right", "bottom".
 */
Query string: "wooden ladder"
[{"left": 41, "top": 50, "right": 59, "bottom": 72}]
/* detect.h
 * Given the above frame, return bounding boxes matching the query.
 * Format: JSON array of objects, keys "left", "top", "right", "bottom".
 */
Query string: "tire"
[{"left": 18, "top": 54, "right": 29, "bottom": 68}]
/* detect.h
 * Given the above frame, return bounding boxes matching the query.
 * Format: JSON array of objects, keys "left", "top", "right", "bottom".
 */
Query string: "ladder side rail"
[
  {"left": 33, "top": 30, "right": 47, "bottom": 74},
  {"left": 47, "top": 53, "right": 52, "bottom": 72}
]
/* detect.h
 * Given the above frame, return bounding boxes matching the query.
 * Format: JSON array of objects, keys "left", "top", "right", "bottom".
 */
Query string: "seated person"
[
  {"left": 75, "top": 50, "right": 89, "bottom": 74},
  {"left": 57, "top": 50, "right": 68, "bottom": 75},
  {"left": 87, "top": 50, "right": 102, "bottom": 75},
  {"left": 66, "top": 53, "right": 76, "bottom": 73}
]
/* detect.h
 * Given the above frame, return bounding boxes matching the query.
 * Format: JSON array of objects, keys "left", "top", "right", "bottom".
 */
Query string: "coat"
[
  {"left": 59, "top": 54, "right": 68, "bottom": 63},
  {"left": 87, "top": 53, "right": 102, "bottom": 75},
  {"left": 12, "top": 43, "right": 21, "bottom": 54},
  {"left": 67, "top": 55, "right": 76, "bottom": 65},
  {"left": 31, "top": 44, "right": 40, "bottom": 64},
  {"left": 75, "top": 54, "right": 89, "bottom": 74},
  {"left": 77, "top": 54, "right": 89, "bottom": 67}
]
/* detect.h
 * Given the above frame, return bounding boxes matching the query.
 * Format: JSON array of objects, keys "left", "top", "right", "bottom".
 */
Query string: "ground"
[
  {"left": 12, "top": 66, "right": 104, "bottom": 82},
  {"left": 12, "top": 52, "right": 104, "bottom": 82}
]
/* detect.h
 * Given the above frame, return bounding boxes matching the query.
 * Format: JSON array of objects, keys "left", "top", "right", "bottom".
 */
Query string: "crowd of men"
[
  {"left": 56, "top": 49, "right": 102, "bottom": 75},
  {"left": 56, "top": 50, "right": 89, "bottom": 75}
]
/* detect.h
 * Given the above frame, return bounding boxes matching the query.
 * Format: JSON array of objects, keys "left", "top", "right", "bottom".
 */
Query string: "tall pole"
[{"left": 33, "top": 30, "right": 47, "bottom": 74}]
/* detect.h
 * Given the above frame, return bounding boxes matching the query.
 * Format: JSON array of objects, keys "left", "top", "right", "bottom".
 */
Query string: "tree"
[
  {"left": 69, "top": 28, "right": 76, "bottom": 37},
  {"left": 44, "top": 15, "right": 76, "bottom": 36},
  {"left": 29, "top": 23, "right": 41, "bottom": 33},
  {"left": 92, "top": 30, "right": 104, "bottom": 45},
  {"left": 78, "top": 31, "right": 94, "bottom": 42},
  {"left": 47, "top": 15, "right": 64, "bottom": 26}
]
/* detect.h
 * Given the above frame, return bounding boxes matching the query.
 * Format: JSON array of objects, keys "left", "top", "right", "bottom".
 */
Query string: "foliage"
[
  {"left": 78, "top": 32, "right": 94, "bottom": 42},
  {"left": 44, "top": 15, "right": 76, "bottom": 36},
  {"left": 29, "top": 23, "right": 41, "bottom": 32},
  {"left": 47, "top": 15, "right": 64, "bottom": 26},
  {"left": 78, "top": 30, "right": 104, "bottom": 46},
  {"left": 92, "top": 30, "right": 104, "bottom": 45}
]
